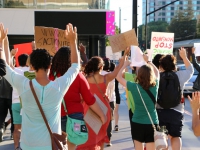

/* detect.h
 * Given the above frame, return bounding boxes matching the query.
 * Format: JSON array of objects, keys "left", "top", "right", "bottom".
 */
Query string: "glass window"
[
  {"left": 198, "top": 1, "right": 200, "bottom": 4},
  {"left": 150, "top": 2, "right": 154, "bottom": 6},
  {"left": 198, "top": 6, "right": 200, "bottom": 10},
  {"left": 171, "top": 12, "right": 174, "bottom": 16},
  {"left": 2, "top": 0, "right": 109, "bottom": 9},
  {"left": 162, "top": 18, "right": 165, "bottom": 21},
  {"left": 171, "top": 7, "right": 174, "bottom": 10}
]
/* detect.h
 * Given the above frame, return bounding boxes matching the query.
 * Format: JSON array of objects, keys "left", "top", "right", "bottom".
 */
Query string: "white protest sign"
[
  {"left": 147, "top": 49, "right": 153, "bottom": 61},
  {"left": 150, "top": 32, "right": 174, "bottom": 58},
  {"left": 130, "top": 46, "right": 146, "bottom": 67},
  {"left": 194, "top": 43, "right": 200, "bottom": 56},
  {"left": 106, "top": 46, "right": 121, "bottom": 60}
]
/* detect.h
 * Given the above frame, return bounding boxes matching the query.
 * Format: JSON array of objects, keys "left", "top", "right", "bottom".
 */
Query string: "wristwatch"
[{"left": 147, "top": 61, "right": 151, "bottom": 63}]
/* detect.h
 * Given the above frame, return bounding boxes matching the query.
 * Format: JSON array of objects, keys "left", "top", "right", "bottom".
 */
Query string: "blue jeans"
[{"left": 61, "top": 113, "right": 84, "bottom": 132}]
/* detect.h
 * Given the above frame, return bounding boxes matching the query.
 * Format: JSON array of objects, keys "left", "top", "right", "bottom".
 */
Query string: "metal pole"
[
  {"left": 145, "top": 0, "right": 147, "bottom": 50},
  {"left": 132, "top": 0, "right": 138, "bottom": 36},
  {"left": 119, "top": 7, "right": 121, "bottom": 33}
]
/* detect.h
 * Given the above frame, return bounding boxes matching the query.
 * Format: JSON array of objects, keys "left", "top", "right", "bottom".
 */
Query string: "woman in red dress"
[{"left": 77, "top": 52, "right": 127, "bottom": 150}]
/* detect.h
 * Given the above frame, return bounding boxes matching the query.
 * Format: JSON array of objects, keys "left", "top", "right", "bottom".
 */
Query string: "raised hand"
[
  {"left": 192, "top": 47, "right": 195, "bottom": 54},
  {"left": 65, "top": 23, "right": 77, "bottom": 43},
  {"left": 124, "top": 46, "right": 130, "bottom": 56},
  {"left": 10, "top": 48, "right": 18, "bottom": 57},
  {"left": 143, "top": 53, "right": 149, "bottom": 63},
  {"left": 179, "top": 47, "right": 187, "bottom": 59},
  {"left": 188, "top": 92, "right": 200, "bottom": 112},
  {"left": 79, "top": 43, "right": 86, "bottom": 53},
  {"left": 0, "top": 23, "right": 8, "bottom": 42}
]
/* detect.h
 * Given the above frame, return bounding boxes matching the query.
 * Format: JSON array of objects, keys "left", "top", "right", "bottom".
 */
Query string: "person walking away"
[
  {"left": 117, "top": 54, "right": 160, "bottom": 150},
  {"left": 49, "top": 46, "right": 106, "bottom": 150},
  {"left": 157, "top": 47, "right": 194, "bottom": 150},
  {"left": 1, "top": 23, "right": 80, "bottom": 150}
]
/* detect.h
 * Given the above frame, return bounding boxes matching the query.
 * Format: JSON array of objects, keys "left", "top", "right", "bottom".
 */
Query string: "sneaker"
[
  {"left": 0, "top": 128, "right": 3, "bottom": 142},
  {"left": 114, "top": 125, "right": 119, "bottom": 131},
  {"left": 106, "top": 142, "right": 112, "bottom": 147},
  {"left": 15, "top": 147, "right": 22, "bottom": 150}
]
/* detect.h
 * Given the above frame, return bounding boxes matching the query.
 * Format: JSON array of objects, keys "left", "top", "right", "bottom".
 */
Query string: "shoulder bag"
[
  {"left": 136, "top": 85, "right": 168, "bottom": 150},
  {"left": 29, "top": 80, "right": 67, "bottom": 150},
  {"left": 62, "top": 100, "right": 88, "bottom": 145}
]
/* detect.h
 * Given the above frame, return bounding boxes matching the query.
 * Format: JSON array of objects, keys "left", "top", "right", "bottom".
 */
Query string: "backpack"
[{"left": 157, "top": 71, "right": 182, "bottom": 109}]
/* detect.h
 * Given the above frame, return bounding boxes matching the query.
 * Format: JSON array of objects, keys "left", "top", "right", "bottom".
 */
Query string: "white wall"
[{"left": 0, "top": 8, "right": 35, "bottom": 35}]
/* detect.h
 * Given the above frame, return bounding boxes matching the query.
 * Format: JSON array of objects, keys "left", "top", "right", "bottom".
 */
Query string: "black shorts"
[
  {"left": 131, "top": 122, "right": 156, "bottom": 143},
  {"left": 157, "top": 109, "right": 183, "bottom": 137},
  {"left": 115, "top": 80, "right": 121, "bottom": 104}
]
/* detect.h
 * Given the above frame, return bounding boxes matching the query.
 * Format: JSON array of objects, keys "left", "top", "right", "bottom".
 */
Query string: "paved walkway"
[{"left": 0, "top": 92, "right": 200, "bottom": 150}]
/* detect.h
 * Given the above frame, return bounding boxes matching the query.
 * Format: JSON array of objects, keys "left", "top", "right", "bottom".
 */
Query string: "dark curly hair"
[
  {"left": 103, "top": 58, "right": 111, "bottom": 71},
  {"left": 50, "top": 47, "right": 71, "bottom": 76},
  {"left": 30, "top": 49, "right": 51, "bottom": 72},
  {"left": 152, "top": 54, "right": 163, "bottom": 69},
  {"left": 84, "top": 56, "right": 104, "bottom": 76},
  {"left": 135, "top": 65, "right": 156, "bottom": 90},
  {"left": 159, "top": 54, "right": 176, "bottom": 72},
  {"left": 18, "top": 54, "right": 28, "bottom": 67}
]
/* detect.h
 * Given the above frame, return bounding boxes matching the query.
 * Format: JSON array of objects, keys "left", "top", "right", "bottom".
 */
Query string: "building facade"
[
  {"left": 0, "top": 0, "right": 112, "bottom": 57},
  {"left": 142, "top": 0, "right": 200, "bottom": 24}
]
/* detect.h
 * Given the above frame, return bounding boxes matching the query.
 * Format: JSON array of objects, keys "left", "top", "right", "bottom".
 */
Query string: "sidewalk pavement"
[{"left": 1, "top": 87, "right": 200, "bottom": 149}]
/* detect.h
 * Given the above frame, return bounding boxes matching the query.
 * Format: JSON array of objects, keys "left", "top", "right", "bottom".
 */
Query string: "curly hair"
[
  {"left": 50, "top": 47, "right": 71, "bottom": 76},
  {"left": 135, "top": 65, "right": 156, "bottom": 90},
  {"left": 18, "top": 54, "right": 28, "bottom": 67},
  {"left": 30, "top": 49, "right": 51, "bottom": 72},
  {"left": 159, "top": 54, "right": 176, "bottom": 72},
  {"left": 152, "top": 54, "right": 163, "bottom": 69},
  {"left": 84, "top": 56, "right": 104, "bottom": 76}
]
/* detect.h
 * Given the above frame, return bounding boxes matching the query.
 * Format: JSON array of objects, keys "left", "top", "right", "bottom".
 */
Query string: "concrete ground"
[{"left": 1, "top": 87, "right": 200, "bottom": 150}]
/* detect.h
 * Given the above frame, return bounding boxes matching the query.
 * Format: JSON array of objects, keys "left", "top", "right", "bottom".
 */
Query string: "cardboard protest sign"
[
  {"left": 14, "top": 42, "right": 32, "bottom": 67},
  {"left": 130, "top": 46, "right": 146, "bottom": 67},
  {"left": 194, "top": 43, "right": 200, "bottom": 56},
  {"left": 34, "top": 26, "right": 70, "bottom": 56},
  {"left": 106, "top": 46, "right": 121, "bottom": 60},
  {"left": 150, "top": 32, "right": 174, "bottom": 58},
  {"left": 84, "top": 94, "right": 108, "bottom": 134},
  {"left": 108, "top": 29, "right": 138, "bottom": 53}
]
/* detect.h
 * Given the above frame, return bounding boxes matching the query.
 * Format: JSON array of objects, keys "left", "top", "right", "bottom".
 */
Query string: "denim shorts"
[
  {"left": 157, "top": 109, "right": 184, "bottom": 137},
  {"left": 61, "top": 113, "right": 84, "bottom": 132}
]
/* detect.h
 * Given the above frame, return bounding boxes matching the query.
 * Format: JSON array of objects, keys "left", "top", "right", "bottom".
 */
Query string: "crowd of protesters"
[{"left": 0, "top": 22, "right": 200, "bottom": 150}]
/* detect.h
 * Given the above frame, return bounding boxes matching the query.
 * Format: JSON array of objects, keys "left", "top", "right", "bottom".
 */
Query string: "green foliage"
[
  {"left": 106, "top": 24, "right": 120, "bottom": 46},
  {"left": 138, "top": 21, "right": 169, "bottom": 50},
  {"left": 168, "top": 0, "right": 196, "bottom": 41},
  {"left": 5, "top": 0, "right": 26, "bottom": 8}
]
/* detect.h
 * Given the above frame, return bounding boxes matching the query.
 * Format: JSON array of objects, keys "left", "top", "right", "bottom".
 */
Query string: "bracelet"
[{"left": 0, "top": 48, "right": 3, "bottom": 51}]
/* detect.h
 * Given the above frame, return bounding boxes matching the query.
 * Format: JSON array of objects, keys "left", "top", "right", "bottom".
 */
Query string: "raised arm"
[
  {"left": 143, "top": 54, "right": 160, "bottom": 80},
  {"left": 106, "top": 47, "right": 130, "bottom": 83},
  {"left": 192, "top": 47, "right": 200, "bottom": 72},
  {"left": 179, "top": 47, "right": 191, "bottom": 68},
  {"left": 188, "top": 92, "right": 200, "bottom": 137},
  {"left": 0, "top": 24, "right": 7, "bottom": 62},
  {"left": 4, "top": 36, "right": 11, "bottom": 65},
  {"left": 116, "top": 59, "right": 131, "bottom": 87},
  {"left": 0, "top": 23, "right": 25, "bottom": 94},
  {"left": 79, "top": 43, "right": 88, "bottom": 66}
]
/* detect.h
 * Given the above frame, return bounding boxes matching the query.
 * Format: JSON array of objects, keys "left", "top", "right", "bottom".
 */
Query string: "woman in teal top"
[
  {"left": 0, "top": 23, "right": 79, "bottom": 150},
  {"left": 117, "top": 54, "right": 160, "bottom": 150}
]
